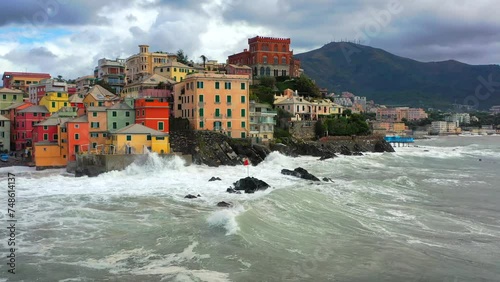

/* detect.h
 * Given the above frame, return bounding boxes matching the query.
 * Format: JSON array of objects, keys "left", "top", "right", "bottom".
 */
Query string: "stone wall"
[{"left": 288, "top": 120, "right": 315, "bottom": 140}]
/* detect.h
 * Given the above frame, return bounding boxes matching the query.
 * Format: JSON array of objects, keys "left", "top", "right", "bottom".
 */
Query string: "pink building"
[
  {"left": 14, "top": 105, "right": 50, "bottom": 150},
  {"left": 376, "top": 107, "right": 427, "bottom": 122}
]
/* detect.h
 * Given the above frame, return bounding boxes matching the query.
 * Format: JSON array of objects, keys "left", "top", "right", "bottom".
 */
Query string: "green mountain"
[{"left": 295, "top": 42, "right": 500, "bottom": 110}]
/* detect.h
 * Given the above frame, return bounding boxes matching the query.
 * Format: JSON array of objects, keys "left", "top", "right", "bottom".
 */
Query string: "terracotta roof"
[
  {"left": 4, "top": 102, "right": 30, "bottom": 110},
  {"left": 18, "top": 105, "right": 49, "bottom": 113},
  {"left": 0, "top": 87, "right": 24, "bottom": 94},
  {"left": 112, "top": 123, "right": 167, "bottom": 136}
]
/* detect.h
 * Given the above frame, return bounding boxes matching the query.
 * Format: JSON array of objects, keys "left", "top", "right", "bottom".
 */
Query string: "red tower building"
[{"left": 227, "top": 36, "right": 301, "bottom": 78}]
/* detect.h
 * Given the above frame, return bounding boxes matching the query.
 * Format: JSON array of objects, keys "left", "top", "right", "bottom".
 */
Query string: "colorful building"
[
  {"left": 0, "top": 115, "right": 10, "bottom": 151},
  {"left": 2, "top": 72, "right": 51, "bottom": 93},
  {"left": 225, "top": 64, "right": 252, "bottom": 78},
  {"left": 227, "top": 36, "right": 301, "bottom": 78},
  {"left": 75, "top": 75, "right": 95, "bottom": 94},
  {"left": 94, "top": 58, "right": 126, "bottom": 94},
  {"left": 154, "top": 61, "right": 195, "bottom": 82},
  {"left": 376, "top": 107, "right": 428, "bottom": 122},
  {"left": 174, "top": 73, "right": 250, "bottom": 138},
  {"left": 134, "top": 98, "right": 170, "bottom": 133},
  {"left": 107, "top": 102, "right": 135, "bottom": 132},
  {"left": 125, "top": 44, "right": 178, "bottom": 83},
  {"left": 87, "top": 107, "right": 108, "bottom": 150},
  {"left": 14, "top": 105, "right": 50, "bottom": 150},
  {"left": 0, "top": 88, "right": 24, "bottom": 110},
  {"left": 121, "top": 73, "right": 175, "bottom": 98},
  {"left": 82, "top": 85, "right": 120, "bottom": 108},
  {"left": 249, "top": 101, "right": 277, "bottom": 143},
  {"left": 28, "top": 78, "right": 67, "bottom": 104},
  {"left": 68, "top": 94, "right": 85, "bottom": 116},
  {"left": 66, "top": 115, "right": 90, "bottom": 160},
  {"left": 274, "top": 89, "right": 343, "bottom": 121},
  {"left": 39, "top": 91, "right": 70, "bottom": 113},
  {"left": 32, "top": 117, "right": 71, "bottom": 169},
  {"left": 110, "top": 123, "right": 170, "bottom": 155}
]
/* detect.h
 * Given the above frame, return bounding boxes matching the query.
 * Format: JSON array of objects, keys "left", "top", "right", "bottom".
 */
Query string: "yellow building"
[
  {"left": 125, "top": 45, "right": 178, "bottom": 83},
  {"left": 110, "top": 123, "right": 170, "bottom": 154},
  {"left": 39, "top": 91, "right": 70, "bottom": 113},
  {"left": 154, "top": 61, "right": 195, "bottom": 82},
  {"left": 174, "top": 73, "right": 251, "bottom": 138}
]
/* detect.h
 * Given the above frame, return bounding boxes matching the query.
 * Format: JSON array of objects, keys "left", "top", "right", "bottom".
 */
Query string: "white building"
[
  {"left": 249, "top": 101, "right": 277, "bottom": 144},
  {"left": 274, "top": 89, "right": 343, "bottom": 121}
]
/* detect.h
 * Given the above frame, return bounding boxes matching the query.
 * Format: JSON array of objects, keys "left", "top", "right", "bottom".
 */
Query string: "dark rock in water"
[
  {"left": 322, "top": 177, "right": 334, "bottom": 182},
  {"left": 340, "top": 145, "right": 353, "bottom": 156},
  {"left": 209, "top": 177, "right": 222, "bottom": 181},
  {"left": 233, "top": 177, "right": 270, "bottom": 193},
  {"left": 184, "top": 194, "right": 198, "bottom": 199},
  {"left": 217, "top": 201, "right": 232, "bottom": 207},
  {"left": 352, "top": 152, "right": 364, "bottom": 156},
  {"left": 75, "top": 167, "right": 102, "bottom": 177},
  {"left": 319, "top": 153, "right": 337, "bottom": 161},
  {"left": 374, "top": 139, "right": 395, "bottom": 153},
  {"left": 197, "top": 194, "right": 201, "bottom": 197},
  {"left": 281, "top": 167, "right": 320, "bottom": 181},
  {"left": 226, "top": 188, "right": 241, "bottom": 194}
]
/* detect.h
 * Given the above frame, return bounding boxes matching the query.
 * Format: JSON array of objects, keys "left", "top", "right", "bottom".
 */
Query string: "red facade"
[
  {"left": 14, "top": 106, "right": 50, "bottom": 150},
  {"left": 33, "top": 123, "right": 58, "bottom": 144},
  {"left": 134, "top": 98, "right": 170, "bottom": 133},
  {"left": 66, "top": 119, "right": 90, "bottom": 161}
]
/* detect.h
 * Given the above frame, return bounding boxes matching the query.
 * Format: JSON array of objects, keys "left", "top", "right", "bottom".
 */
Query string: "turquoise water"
[{"left": 0, "top": 136, "right": 499, "bottom": 281}]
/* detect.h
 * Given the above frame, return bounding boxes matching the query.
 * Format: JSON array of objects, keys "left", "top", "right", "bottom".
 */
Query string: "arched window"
[
  {"left": 265, "top": 67, "right": 271, "bottom": 76},
  {"left": 282, "top": 45, "right": 287, "bottom": 52},
  {"left": 273, "top": 56, "right": 278, "bottom": 64},
  {"left": 262, "top": 44, "right": 269, "bottom": 51},
  {"left": 262, "top": 56, "right": 268, "bottom": 64},
  {"left": 260, "top": 67, "right": 265, "bottom": 76},
  {"left": 282, "top": 57, "right": 287, "bottom": 64},
  {"left": 274, "top": 44, "right": 278, "bottom": 51}
]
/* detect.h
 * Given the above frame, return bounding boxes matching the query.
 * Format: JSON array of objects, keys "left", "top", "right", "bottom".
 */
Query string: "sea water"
[{"left": 0, "top": 136, "right": 499, "bottom": 281}]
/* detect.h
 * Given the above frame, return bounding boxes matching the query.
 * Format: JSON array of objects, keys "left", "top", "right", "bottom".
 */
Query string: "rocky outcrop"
[
  {"left": 170, "top": 130, "right": 394, "bottom": 167},
  {"left": 209, "top": 177, "right": 222, "bottom": 181},
  {"left": 184, "top": 194, "right": 201, "bottom": 199},
  {"left": 217, "top": 201, "right": 232, "bottom": 208},
  {"left": 232, "top": 177, "right": 270, "bottom": 194},
  {"left": 281, "top": 167, "right": 320, "bottom": 181}
]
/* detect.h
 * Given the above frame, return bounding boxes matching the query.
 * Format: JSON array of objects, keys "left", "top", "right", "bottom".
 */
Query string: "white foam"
[{"left": 207, "top": 204, "right": 246, "bottom": 235}]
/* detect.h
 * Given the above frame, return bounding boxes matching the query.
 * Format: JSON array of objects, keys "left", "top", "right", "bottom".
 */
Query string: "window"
[
  {"left": 125, "top": 111, "right": 130, "bottom": 117},
  {"left": 92, "top": 143, "right": 97, "bottom": 149},
  {"left": 147, "top": 135, "right": 151, "bottom": 141},
  {"left": 57, "top": 92, "right": 62, "bottom": 97},
  {"left": 282, "top": 57, "right": 287, "bottom": 64},
  {"left": 199, "top": 95, "right": 204, "bottom": 102},
  {"left": 227, "top": 121, "right": 232, "bottom": 128},
  {"left": 156, "top": 137, "right": 165, "bottom": 140},
  {"left": 98, "top": 102, "right": 103, "bottom": 106},
  {"left": 215, "top": 82, "right": 220, "bottom": 89},
  {"left": 241, "top": 83, "right": 246, "bottom": 90},
  {"left": 92, "top": 112, "right": 97, "bottom": 117},
  {"left": 215, "top": 108, "right": 220, "bottom": 117},
  {"left": 2, "top": 95, "right": 6, "bottom": 100},
  {"left": 90, "top": 133, "right": 98, "bottom": 137},
  {"left": 112, "top": 111, "right": 117, "bottom": 117},
  {"left": 51, "top": 102, "right": 56, "bottom": 108},
  {"left": 199, "top": 108, "right": 204, "bottom": 117},
  {"left": 74, "top": 124, "right": 79, "bottom": 129},
  {"left": 227, "top": 109, "right": 232, "bottom": 117},
  {"left": 91, "top": 122, "right": 100, "bottom": 128},
  {"left": 199, "top": 121, "right": 204, "bottom": 128},
  {"left": 125, "top": 122, "right": 129, "bottom": 126},
  {"left": 43, "top": 126, "right": 48, "bottom": 130},
  {"left": 197, "top": 81, "right": 204, "bottom": 89},
  {"left": 43, "top": 133, "right": 48, "bottom": 140},
  {"left": 241, "top": 96, "right": 246, "bottom": 103},
  {"left": 274, "top": 56, "right": 278, "bottom": 64},
  {"left": 158, "top": 122, "right": 164, "bottom": 131},
  {"left": 112, "top": 122, "right": 117, "bottom": 129},
  {"left": 75, "top": 133, "right": 79, "bottom": 140},
  {"left": 13, "top": 95, "right": 17, "bottom": 100},
  {"left": 215, "top": 95, "right": 220, "bottom": 103},
  {"left": 241, "top": 132, "right": 246, "bottom": 138},
  {"left": 241, "top": 121, "right": 246, "bottom": 128},
  {"left": 241, "top": 109, "right": 246, "bottom": 117},
  {"left": 224, "top": 82, "right": 231, "bottom": 89},
  {"left": 263, "top": 56, "right": 268, "bottom": 64},
  {"left": 227, "top": 131, "right": 231, "bottom": 137},
  {"left": 137, "top": 110, "right": 140, "bottom": 116},
  {"left": 34, "top": 113, "right": 38, "bottom": 117},
  {"left": 64, "top": 102, "right": 67, "bottom": 107},
  {"left": 126, "top": 135, "right": 131, "bottom": 141},
  {"left": 142, "top": 110, "right": 145, "bottom": 116},
  {"left": 227, "top": 95, "right": 232, "bottom": 103}
]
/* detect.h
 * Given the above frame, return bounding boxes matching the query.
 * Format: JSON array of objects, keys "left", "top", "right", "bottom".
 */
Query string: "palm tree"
[{"left": 200, "top": 55, "right": 207, "bottom": 70}]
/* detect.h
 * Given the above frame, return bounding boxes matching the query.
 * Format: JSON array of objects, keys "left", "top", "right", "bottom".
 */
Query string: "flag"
[{"left": 244, "top": 159, "right": 249, "bottom": 166}]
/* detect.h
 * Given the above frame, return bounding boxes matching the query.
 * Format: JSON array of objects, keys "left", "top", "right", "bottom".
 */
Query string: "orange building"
[
  {"left": 66, "top": 115, "right": 90, "bottom": 160},
  {"left": 2, "top": 72, "right": 51, "bottom": 93},
  {"left": 227, "top": 36, "right": 301, "bottom": 78},
  {"left": 33, "top": 117, "right": 71, "bottom": 169},
  {"left": 134, "top": 98, "right": 170, "bottom": 133},
  {"left": 174, "top": 73, "right": 250, "bottom": 138},
  {"left": 87, "top": 107, "right": 108, "bottom": 150}
]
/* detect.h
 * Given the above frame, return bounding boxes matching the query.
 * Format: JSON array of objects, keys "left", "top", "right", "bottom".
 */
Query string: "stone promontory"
[{"left": 170, "top": 131, "right": 394, "bottom": 167}]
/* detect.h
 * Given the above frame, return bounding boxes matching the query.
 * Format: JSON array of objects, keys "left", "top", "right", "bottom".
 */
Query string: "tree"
[
  {"left": 260, "top": 76, "right": 276, "bottom": 88},
  {"left": 315, "top": 120, "right": 327, "bottom": 138},
  {"left": 295, "top": 74, "right": 320, "bottom": 98},
  {"left": 57, "top": 75, "right": 64, "bottom": 82},
  {"left": 176, "top": 49, "right": 189, "bottom": 65},
  {"left": 200, "top": 55, "right": 207, "bottom": 69}
]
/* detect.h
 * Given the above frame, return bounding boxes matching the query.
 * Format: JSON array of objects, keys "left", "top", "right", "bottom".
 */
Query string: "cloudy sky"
[{"left": 0, "top": 0, "right": 499, "bottom": 81}]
